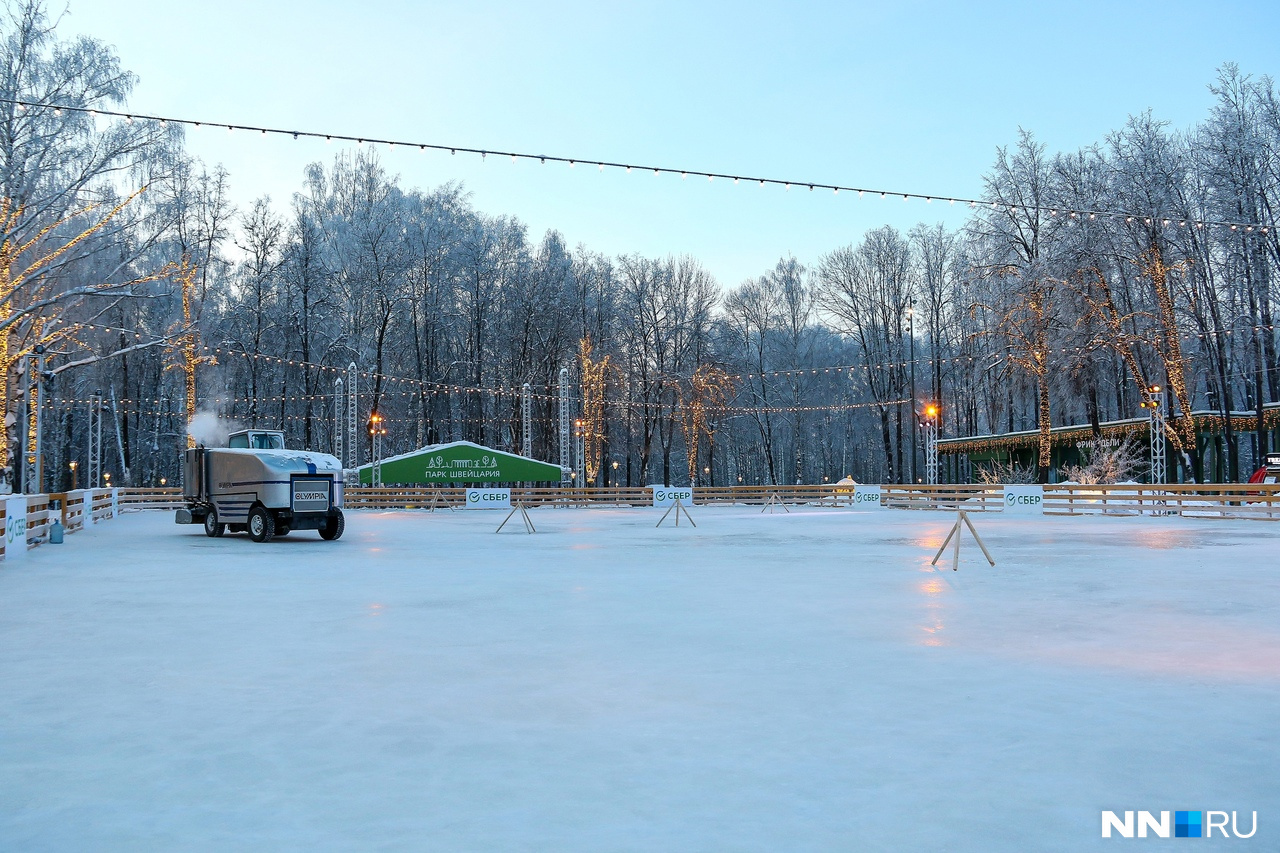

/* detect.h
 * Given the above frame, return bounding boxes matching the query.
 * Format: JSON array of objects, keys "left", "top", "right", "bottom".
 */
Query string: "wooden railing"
[
  {"left": 5, "top": 480, "right": 1279, "bottom": 561},
  {"left": 1044, "top": 482, "right": 1280, "bottom": 519},
  {"left": 340, "top": 482, "right": 1280, "bottom": 519},
  {"left": 0, "top": 488, "right": 123, "bottom": 559}
]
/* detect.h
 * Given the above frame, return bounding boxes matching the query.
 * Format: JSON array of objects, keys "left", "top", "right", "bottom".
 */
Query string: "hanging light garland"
[{"left": 3, "top": 97, "right": 1273, "bottom": 234}]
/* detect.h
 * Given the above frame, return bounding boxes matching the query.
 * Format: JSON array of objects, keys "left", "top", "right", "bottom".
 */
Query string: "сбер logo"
[{"left": 1102, "top": 810, "right": 1256, "bottom": 838}]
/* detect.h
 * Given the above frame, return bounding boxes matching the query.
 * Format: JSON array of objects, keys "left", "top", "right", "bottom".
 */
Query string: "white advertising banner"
[
  {"left": 465, "top": 488, "right": 511, "bottom": 509},
  {"left": 73, "top": 489, "right": 93, "bottom": 526},
  {"left": 652, "top": 486, "right": 693, "bottom": 507},
  {"left": 5, "top": 496, "right": 27, "bottom": 561},
  {"left": 852, "top": 484, "right": 883, "bottom": 509},
  {"left": 1003, "top": 485, "right": 1045, "bottom": 514}
]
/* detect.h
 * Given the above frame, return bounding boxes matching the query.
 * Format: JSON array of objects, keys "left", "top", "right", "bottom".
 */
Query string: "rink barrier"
[
  {"left": 338, "top": 482, "right": 1280, "bottom": 520},
  {"left": 6, "top": 481, "right": 1278, "bottom": 561},
  {"left": 0, "top": 488, "right": 124, "bottom": 560}
]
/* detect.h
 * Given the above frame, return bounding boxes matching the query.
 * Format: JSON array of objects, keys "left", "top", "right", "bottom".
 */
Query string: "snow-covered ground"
[{"left": 1, "top": 506, "right": 1276, "bottom": 851}]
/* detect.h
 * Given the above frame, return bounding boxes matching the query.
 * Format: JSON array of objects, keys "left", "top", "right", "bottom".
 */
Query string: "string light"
[{"left": 0, "top": 96, "right": 1271, "bottom": 232}]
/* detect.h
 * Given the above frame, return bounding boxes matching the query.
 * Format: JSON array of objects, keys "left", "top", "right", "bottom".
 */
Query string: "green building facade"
[{"left": 357, "top": 441, "right": 563, "bottom": 486}]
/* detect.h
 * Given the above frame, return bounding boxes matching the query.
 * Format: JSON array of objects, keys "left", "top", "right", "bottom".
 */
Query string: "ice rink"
[{"left": 1, "top": 505, "right": 1276, "bottom": 851}]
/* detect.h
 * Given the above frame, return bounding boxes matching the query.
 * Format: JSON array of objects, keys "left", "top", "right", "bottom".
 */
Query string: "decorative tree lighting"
[
  {"left": 169, "top": 257, "right": 216, "bottom": 449},
  {"left": 679, "top": 364, "right": 733, "bottom": 486},
  {"left": 578, "top": 338, "right": 610, "bottom": 485},
  {"left": 0, "top": 189, "right": 161, "bottom": 471}
]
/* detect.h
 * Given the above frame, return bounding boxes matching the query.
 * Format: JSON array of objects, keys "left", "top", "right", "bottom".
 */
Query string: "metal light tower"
[
  {"left": 346, "top": 362, "right": 358, "bottom": 470},
  {"left": 1142, "top": 384, "right": 1166, "bottom": 484},
  {"left": 558, "top": 366, "right": 571, "bottom": 485},
  {"left": 18, "top": 354, "right": 30, "bottom": 492},
  {"left": 369, "top": 411, "right": 386, "bottom": 487},
  {"left": 521, "top": 382, "right": 532, "bottom": 458},
  {"left": 31, "top": 349, "right": 45, "bottom": 493},
  {"left": 906, "top": 302, "right": 917, "bottom": 484},
  {"left": 334, "top": 376, "right": 344, "bottom": 464},
  {"left": 924, "top": 403, "right": 940, "bottom": 485},
  {"left": 88, "top": 390, "right": 104, "bottom": 489},
  {"left": 574, "top": 419, "right": 586, "bottom": 486}
]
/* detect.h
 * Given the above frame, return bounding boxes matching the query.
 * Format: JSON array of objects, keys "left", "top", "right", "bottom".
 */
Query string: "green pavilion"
[{"left": 356, "top": 441, "right": 562, "bottom": 486}]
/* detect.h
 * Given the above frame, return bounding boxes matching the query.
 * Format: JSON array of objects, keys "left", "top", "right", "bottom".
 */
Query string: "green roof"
[{"left": 356, "top": 441, "right": 563, "bottom": 485}]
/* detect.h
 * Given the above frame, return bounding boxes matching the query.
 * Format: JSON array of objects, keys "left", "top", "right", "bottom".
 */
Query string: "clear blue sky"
[{"left": 66, "top": 0, "right": 1279, "bottom": 287}]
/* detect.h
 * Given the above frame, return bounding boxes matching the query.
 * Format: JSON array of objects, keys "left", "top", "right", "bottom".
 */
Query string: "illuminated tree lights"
[
  {"left": 578, "top": 337, "right": 610, "bottom": 484},
  {"left": 165, "top": 257, "right": 217, "bottom": 448},
  {"left": 0, "top": 189, "right": 171, "bottom": 470},
  {"left": 679, "top": 364, "right": 734, "bottom": 485}
]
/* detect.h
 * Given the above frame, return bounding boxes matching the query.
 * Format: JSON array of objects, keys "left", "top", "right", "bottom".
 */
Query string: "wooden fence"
[
  {"left": 3, "top": 480, "right": 1278, "bottom": 561},
  {"left": 0, "top": 488, "right": 121, "bottom": 560},
  {"left": 338, "top": 482, "right": 1280, "bottom": 519}
]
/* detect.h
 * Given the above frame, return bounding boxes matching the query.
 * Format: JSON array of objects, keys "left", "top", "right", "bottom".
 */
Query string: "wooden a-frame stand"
[
  {"left": 656, "top": 499, "right": 696, "bottom": 527},
  {"left": 760, "top": 492, "right": 791, "bottom": 514},
  {"left": 931, "top": 509, "right": 995, "bottom": 572},
  {"left": 495, "top": 502, "right": 536, "bottom": 534},
  {"left": 427, "top": 491, "right": 454, "bottom": 512}
]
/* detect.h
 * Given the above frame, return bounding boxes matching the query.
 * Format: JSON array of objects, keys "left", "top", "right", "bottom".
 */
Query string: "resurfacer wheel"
[
  {"left": 247, "top": 506, "right": 275, "bottom": 543},
  {"left": 319, "top": 510, "right": 345, "bottom": 541},
  {"left": 203, "top": 508, "right": 224, "bottom": 538}
]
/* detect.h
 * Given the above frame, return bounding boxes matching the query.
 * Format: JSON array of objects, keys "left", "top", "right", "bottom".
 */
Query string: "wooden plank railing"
[
  {"left": 0, "top": 487, "right": 122, "bottom": 560},
  {"left": 1043, "top": 482, "right": 1280, "bottom": 519},
  {"left": 116, "top": 487, "right": 183, "bottom": 510},
  {"left": 5, "top": 480, "right": 1279, "bottom": 561},
  {"left": 341, "top": 482, "right": 1280, "bottom": 520}
]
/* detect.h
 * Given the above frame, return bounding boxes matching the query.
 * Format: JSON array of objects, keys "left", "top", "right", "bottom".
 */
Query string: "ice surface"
[{"left": 1, "top": 506, "right": 1277, "bottom": 851}]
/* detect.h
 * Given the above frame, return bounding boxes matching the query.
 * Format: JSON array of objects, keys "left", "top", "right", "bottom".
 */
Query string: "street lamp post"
[
  {"left": 368, "top": 412, "right": 387, "bottom": 486},
  {"left": 573, "top": 419, "right": 585, "bottom": 487},
  {"left": 924, "top": 404, "right": 940, "bottom": 485},
  {"left": 1140, "top": 385, "right": 1166, "bottom": 484},
  {"left": 69, "top": 461, "right": 77, "bottom": 491}
]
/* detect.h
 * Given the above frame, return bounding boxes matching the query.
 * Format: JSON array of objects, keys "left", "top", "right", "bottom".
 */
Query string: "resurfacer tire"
[
  {"left": 319, "top": 510, "right": 345, "bottom": 541},
  {"left": 247, "top": 506, "right": 275, "bottom": 543},
  {"left": 203, "top": 508, "right": 224, "bottom": 537}
]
